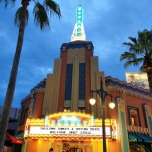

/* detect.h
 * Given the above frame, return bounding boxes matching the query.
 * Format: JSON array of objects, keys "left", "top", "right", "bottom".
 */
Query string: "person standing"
[
  {"left": 3, "top": 146, "right": 7, "bottom": 152},
  {"left": 49, "top": 148, "right": 53, "bottom": 152}
]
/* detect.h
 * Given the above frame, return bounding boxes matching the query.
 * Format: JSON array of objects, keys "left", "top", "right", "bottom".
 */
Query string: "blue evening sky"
[{"left": 0, "top": 0, "right": 152, "bottom": 108}]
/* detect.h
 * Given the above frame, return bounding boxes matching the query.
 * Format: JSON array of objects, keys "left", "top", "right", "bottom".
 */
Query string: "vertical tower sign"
[{"left": 71, "top": 5, "right": 86, "bottom": 41}]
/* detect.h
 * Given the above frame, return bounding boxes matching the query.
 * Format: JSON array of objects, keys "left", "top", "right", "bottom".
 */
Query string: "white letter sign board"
[{"left": 29, "top": 126, "right": 111, "bottom": 135}]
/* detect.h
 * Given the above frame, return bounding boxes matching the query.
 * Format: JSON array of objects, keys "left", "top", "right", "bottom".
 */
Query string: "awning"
[
  {"left": 128, "top": 132, "right": 152, "bottom": 143},
  {"left": 128, "top": 133, "right": 142, "bottom": 142},
  {"left": 128, "top": 134, "right": 137, "bottom": 142},
  {"left": 15, "top": 132, "right": 24, "bottom": 139},
  {"left": 5, "top": 133, "right": 24, "bottom": 144}
]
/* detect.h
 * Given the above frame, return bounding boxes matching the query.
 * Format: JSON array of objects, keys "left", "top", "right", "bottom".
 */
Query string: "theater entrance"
[{"left": 62, "top": 141, "right": 92, "bottom": 152}]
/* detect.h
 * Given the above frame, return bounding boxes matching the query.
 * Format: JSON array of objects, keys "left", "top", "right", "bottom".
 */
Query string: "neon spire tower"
[{"left": 71, "top": 5, "right": 86, "bottom": 41}]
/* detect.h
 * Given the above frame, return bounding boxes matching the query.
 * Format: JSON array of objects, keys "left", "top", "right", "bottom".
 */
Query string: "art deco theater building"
[{"left": 16, "top": 5, "right": 152, "bottom": 152}]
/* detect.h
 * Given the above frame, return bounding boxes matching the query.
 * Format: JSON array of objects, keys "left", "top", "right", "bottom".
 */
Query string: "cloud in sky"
[{"left": 0, "top": 0, "right": 152, "bottom": 108}]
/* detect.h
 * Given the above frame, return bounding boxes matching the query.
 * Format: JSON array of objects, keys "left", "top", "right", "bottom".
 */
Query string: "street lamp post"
[{"left": 89, "top": 77, "right": 115, "bottom": 152}]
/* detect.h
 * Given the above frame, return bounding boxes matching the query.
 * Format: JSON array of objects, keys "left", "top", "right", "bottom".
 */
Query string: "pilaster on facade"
[
  {"left": 116, "top": 97, "right": 130, "bottom": 152},
  {"left": 42, "top": 58, "right": 62, "bottom": 115}
]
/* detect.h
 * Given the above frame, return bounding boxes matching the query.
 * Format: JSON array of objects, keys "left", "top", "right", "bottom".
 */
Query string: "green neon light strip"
[{"left": 76, "top": 5, "right": 83, "bottom": 23}]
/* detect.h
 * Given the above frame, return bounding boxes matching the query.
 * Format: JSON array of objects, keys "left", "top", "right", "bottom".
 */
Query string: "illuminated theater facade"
[{"left": 16, "top": 5, "right": 152, "bottom": 152}]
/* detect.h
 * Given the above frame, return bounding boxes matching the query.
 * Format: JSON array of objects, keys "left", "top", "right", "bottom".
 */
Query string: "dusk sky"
[{"left": 0, "top": 0, "right": 152, "bottom": 108}]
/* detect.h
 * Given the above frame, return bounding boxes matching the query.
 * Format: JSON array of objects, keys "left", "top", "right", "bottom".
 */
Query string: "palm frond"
[
  {"left": 123, "top": 42, "right": 134, "bottom": 47},
  {"left": 123, "top": 41, "right": 144, "bottom": 54},
  {"left": 124, "top": 58, "right": 143, "bottom": 68},
  {"left": 121, "top": 29, "right": 152, "bottom": 70},
  {"left": 33, "top": 2, "right": 50, "bottom": 31},
  {"left": 43, "top": 0, "right": 61, "bottom": 19},
  {"left": 14, "top": 7, "right": 29, "bottom": 27},
  {"left": 0, "top": 0, "right": 15, "bottom": 8},
  {"left": 120, "top": 52, "right": 135, "bottom": 61},
  {"left": 128, "top": 36, "right": 137, "bottom": 44},
  {"left": 138, "top": 29, "right": 152, "bottom": 48},
  {"left": 131, "top": 44, "right": 142, "bottom": 50}
]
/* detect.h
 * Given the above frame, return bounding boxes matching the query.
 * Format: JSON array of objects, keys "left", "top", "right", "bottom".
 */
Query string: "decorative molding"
[
  {"left": 60, "top": 41, "right": 94, "bottom": 52},
  {"left": 144, "top": 104, "right": 152, "bottom": 118},
  {"left": 127, "top": 125, "right": 150, "bottom": 134},
  {"left": 117, "top": 97, "right": 125, "bottom": 112},
  {"left": 21, "top": 94, "right": 31, "bottom": 103},
  {"left": 30, "top": 79, "right": 46, "bottom": 93},
  {"left": 78, "top": 100, "right": 85, "bottom": 107},
  {"left": 106, "top": 85, "right": 152, "bottom": 101},
  {"left": 87, "top": 45, "right": 92, "bottom": 50},
  {"left": 61, "top": 46, "right": 66, "bottom": 52},
  {"left": 130, "top": 109, "right": 138, "bottom": 115},
  {"left": 26, "top": 134, "right": 111, "bottom": 139},
  {"left": 21, "top": 88, "right": 45, "bottom": 103},
  {"left": 64, "top": 100, "right": 71, "bottom": 107},
  {"left": 105, "top": 76, "right": 150, "bottom": 95},
  {"left": 28, "top": 98, "right": 34, "bottom": 118},
  {"left": 31, "top": 87, "right": 45, "bottom": 94}
]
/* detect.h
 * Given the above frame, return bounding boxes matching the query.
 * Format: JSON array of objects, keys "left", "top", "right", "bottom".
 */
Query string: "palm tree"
[
  {"left": 0, "top": 0, "right": 61, "bottom": 151},
  {"left": 120, "top": 29, "right": 152, "bottom": 95}
]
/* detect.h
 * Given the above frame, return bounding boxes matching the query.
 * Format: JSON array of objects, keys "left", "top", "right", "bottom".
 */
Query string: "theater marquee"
[
  {"left": 24, "top": 112, "right": 117, "bottom": 140},
  {"left": 29, "top": 126, "right": 111, "bottom": 135}
]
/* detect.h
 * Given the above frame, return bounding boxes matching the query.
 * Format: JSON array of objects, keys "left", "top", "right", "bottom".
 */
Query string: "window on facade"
[
  {"left": 79, "top": 63, "right": 85, "bottom": 100},
  {"left": 131, "top": 117, "right": 134, "bottom": 125},
  {"left": 130, "top": 115, "right": 139, "bottom": 126},
  {"left": 64, "top": 64, "right": 73, "bottom": 100},
  {"left": 128, "top": 106, "right": 141, "bottom": 126}
]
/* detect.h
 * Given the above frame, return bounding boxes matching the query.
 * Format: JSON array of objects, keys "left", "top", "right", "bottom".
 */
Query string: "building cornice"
[
  {"left": 105, "top": 76, "right": 152, "bottom": 101},
  {"left": 21, "top": 88, "right": 45, "bottom": 103},
  {"left": 106, "top": 85, "right": 152, "bottom": 101},
  {"left": 60, "top": 41, "right": 94, "bottom": 52}
]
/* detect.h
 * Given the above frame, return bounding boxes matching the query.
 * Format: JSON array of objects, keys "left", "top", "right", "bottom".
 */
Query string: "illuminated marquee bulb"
[
  {"left": 45, "top": 113, "right": 49, "bottom": 126},
  {"left": 57, "top": 119, "right": 61, "bottom": 126}
]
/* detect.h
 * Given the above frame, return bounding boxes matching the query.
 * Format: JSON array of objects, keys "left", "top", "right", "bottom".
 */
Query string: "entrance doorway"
[
  {"left": 84, "top": 144, "right": 93, "bottom": 152},
  {"left": 51, "top": 142, "right": 63, "bottom": 152},
  {"left": 62, "top": 142, "right": 92, "bottom": 152},
  {"left": 62, "top": 142, "right": 83, "bottom": 152}
]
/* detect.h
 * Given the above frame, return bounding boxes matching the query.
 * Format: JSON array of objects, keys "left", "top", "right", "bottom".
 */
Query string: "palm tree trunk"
[
  {"left": 0, "top": 5, "right": 27, "bottom": 152},
  {"left": 147, "top": 67, "right": 152, "bottom": 95}
]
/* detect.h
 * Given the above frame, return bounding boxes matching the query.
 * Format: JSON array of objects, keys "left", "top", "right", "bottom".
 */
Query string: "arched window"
[{"left": 128, "top": 106, "right": 141, "bottom": 126}]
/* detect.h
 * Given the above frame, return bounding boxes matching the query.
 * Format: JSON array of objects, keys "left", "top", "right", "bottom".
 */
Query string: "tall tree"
[
  {"left": 120, "top": 29, "right": 152, "bottom": 95},
  {"left": 0, "top": 0, "right": 61, "bottom": 151}
]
